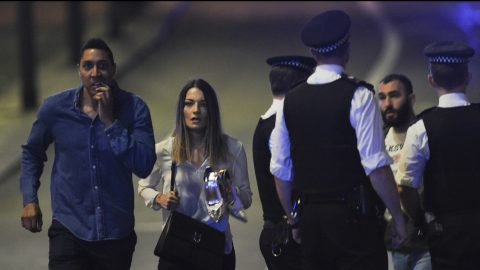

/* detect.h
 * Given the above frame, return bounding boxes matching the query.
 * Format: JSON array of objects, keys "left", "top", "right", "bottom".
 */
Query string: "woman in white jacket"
[{"left": 138, "top": 78, "right": 252, "bottom": 270}]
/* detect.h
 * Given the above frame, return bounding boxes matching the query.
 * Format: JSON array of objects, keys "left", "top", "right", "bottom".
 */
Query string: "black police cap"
[
  {"left": 266, "top": 55, "right": 317, "bottom": 72},
  {"left": 301, "top": 10, "right": 350, "bottom": 53},
  {"left": 424, "top": 41, "right": 475, "bottom": 64}
]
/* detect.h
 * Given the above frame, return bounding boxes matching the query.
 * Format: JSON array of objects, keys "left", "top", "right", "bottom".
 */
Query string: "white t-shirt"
[
  {"left": 384, "top": 127, "right": 407, "bottom": 185},
  {"left": 384, "top": 127, "right": 407, "bottom": 222}
]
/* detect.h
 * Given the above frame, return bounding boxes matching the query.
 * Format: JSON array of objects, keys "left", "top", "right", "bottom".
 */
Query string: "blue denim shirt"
[{"left": 20, "top": 84, "right": 156, "bottom": 241}]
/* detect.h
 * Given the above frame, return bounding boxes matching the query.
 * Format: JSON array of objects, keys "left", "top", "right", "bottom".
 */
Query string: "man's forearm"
[
  {"left": 274, "top": 176, "right": 294, "bottom": 222},
  {"left": 399, "top": 185, "right": 422, "bottom": 221},
  {"left": 369, "top": 166, "right": 403, "bottom": 221}
]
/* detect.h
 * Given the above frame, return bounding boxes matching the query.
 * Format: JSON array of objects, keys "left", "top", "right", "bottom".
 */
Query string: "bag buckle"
[{"left": 193, "top": 231, "right": 202, "bottom": 243}]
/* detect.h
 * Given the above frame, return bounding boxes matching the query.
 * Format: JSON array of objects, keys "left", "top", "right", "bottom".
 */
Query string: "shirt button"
[
  {"left": 92, "top": 165, "right": 96, "bottom": 169},
  {"left": 94, "top": 185, "right": 98, "bottom": 190},
  {"left": 91, "top": 145, "right": 94, "bottom": 149},
  {"left": 97, "top": 206, "right": 101, "bottom": 210}
]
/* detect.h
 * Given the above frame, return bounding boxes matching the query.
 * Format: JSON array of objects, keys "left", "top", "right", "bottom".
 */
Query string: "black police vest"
[
  {"left": 283, "top": 78, "right": 369, "bottom": 194},
  {"left": 422, "top": 104, "right": 480, "bottom": 215},
  {"left": 252, "top": 115, "right": 286, "bottom": 222}
]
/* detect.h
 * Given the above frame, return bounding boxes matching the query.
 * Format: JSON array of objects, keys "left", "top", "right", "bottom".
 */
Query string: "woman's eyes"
[{"left": 185, "top": 101, "right": 206, "bottom": 107}]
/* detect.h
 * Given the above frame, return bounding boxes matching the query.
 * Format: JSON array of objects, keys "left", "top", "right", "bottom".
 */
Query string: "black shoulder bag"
[{"left": 154, "top": 161, "right": 226, "bottom": 270}]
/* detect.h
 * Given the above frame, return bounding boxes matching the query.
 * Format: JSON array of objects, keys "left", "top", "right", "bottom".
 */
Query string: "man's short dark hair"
[
  {"left": 380, "top": 73, "right": 413, "bottom": 95},
  {"left": 79, "top": 38, "right": 115, "bottom": 64},
  {"left": 430, "top": 63, "right": 469, "bottom": 89},
  {"left": 269, "top": 66, "right": 311, "bottom": 96}
]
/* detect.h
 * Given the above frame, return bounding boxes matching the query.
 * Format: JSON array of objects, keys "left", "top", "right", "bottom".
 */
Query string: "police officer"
[
  {"left": 253, "top": 55, "right": 315, "bottom": 270},
  {"left": 397, "top": 41, "right": 480, "bottom": 269},
  {"left": 270, "top": 10, "right": 406, "bottom": 270}
]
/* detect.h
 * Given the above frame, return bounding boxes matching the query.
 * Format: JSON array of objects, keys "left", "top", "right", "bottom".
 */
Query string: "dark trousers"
[
  {"left": 48, "top": 220, "right": 137, "bottom": 270},
  {"left": 157, "top": 245, "right": 236, "bottom": 270},
  {"left": 301, "top": 202, "right": 387, "bottom": 270},
  {"left": 428, "top": 214, "right": 480, "bottom": 270},
  {"left": 259, "top": 225, "right": 302, "bottom": 270}
]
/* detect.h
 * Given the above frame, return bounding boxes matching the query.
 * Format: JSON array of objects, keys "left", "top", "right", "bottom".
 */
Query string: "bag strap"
[
  {"left": 170, "top": 161, "right": 176, "bottom": 192},
  {"left": 166, "top": 161, "right": 177, "bottom": 212}
]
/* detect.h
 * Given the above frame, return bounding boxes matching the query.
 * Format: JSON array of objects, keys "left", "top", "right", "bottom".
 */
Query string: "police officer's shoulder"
[
  {"left": 470, "top": 102, "right": 480, "bottom": 108},
  {"left": 290, "top": 79, "right": 308, "bottom": 92},
  {"left": 468, "top": 103, "right": 480, "bottom": 113},
  {"left": 341, "top": 74, "right": 375, "bottom": 93},
  {"left": 284, "top": 80, "right": 307, "bottom": 98},
  {"left": 415, "top": 106, "right": 437, "bottom": 121}
]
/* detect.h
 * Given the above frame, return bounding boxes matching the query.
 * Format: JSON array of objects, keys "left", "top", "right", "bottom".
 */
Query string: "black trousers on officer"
[
  {"left": 259, "top": 223, "right": 302, "bottom": 270},
  {"left": 301, "top": 201, "right": 387, "bottom": 270},
  {"left": 428, "top": 213, "right": 480, "bottom": 270},
  {"left": 48, "top": 220, "right": 137, "bottom": 270}
]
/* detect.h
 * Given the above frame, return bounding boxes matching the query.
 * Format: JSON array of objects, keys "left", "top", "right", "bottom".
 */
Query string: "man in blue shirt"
[{"left": 20, "top": 38, "right": 156, "bottom": 270}]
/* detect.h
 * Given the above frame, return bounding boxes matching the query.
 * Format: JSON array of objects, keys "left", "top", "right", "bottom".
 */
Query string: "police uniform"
[
  {"left": 253, "top": 55, "right": 315, "bottom": 270},
  {"left": 270, "top": 10, "right": 392, "bottom": 270},
  {"left": 396, "top": 41, "right": 480, "bottom": 270}
]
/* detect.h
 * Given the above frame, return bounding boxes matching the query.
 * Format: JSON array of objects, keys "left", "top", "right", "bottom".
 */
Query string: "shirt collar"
[
  {"left": 307, "top": 64, "right": 344, "bottom": 84},
  {"left": 261, "top": 98, "right": 283, "bottom": 120},
  {"left": 438, "top": 92, "right": 470, "bottom": 108},
  {"left": 73, "top": 85, "right": 83, "bottom": 111}
]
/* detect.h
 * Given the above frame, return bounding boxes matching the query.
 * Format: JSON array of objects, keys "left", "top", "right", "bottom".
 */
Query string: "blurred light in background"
[{"left": 449, "top": 2, "right": 480, "bottom": 49}]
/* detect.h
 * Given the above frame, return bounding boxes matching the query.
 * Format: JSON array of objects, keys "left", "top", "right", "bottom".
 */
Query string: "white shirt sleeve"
[
  {"left": 229, "top": 140, "right": 253, "bottom": 209},
  {"left": 137, "top": 142, "right": 166, "bottom": 211},
  {"left": 396, "top": 119, "right": 430, "bottom": 188},
  {"left": 350, "top": 87, "right": 393, "bottom": 175},
  {"left": 270, "top": 87, "right": 393, "bottom": 180},
  {"left": 270, "top": 99, "right": 294, "bottom": 181}
]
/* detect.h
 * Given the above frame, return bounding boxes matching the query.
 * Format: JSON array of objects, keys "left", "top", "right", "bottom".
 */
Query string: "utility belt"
[
  {"left": 424, "top": 210, "right": 480, "bottom": 237},
  {"left": 263, "top": 219, "right": 286, "bottom": 230},
  {"left": 301, "top": 183, "right": 385, "bottom": 217},
  {"left": 438, "top": 211, "right": 480, "bottom": 225},
  {"left": 263, "top": 216, "right": 292, "bottom": 257}
]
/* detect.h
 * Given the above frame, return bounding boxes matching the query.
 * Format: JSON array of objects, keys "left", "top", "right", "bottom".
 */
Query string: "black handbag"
[{"left": 154, "top": 161, "right": 226, "bottom": 270}]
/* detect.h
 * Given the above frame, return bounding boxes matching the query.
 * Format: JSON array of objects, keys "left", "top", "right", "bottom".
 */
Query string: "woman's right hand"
[{"left": 156, "top": 191, "right": 180, "bottom": 210}]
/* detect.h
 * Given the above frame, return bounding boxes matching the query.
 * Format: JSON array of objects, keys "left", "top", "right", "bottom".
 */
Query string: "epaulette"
[
  {"left": 289, "top": 79, "right": 307, "bottom": 91},
  {"left": 415, "top": 106, "right": 437, "bottom": 122},
  {"left": 341, "top": 73, "right": 375, "bottom": 94},
  {"left": 470, "top": 102, "right": 480, "bottom": 111}
]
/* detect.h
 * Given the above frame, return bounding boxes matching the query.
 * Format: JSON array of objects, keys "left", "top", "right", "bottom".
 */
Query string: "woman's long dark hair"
[{"left": 171, "top": 78, "right": 228, "bottom": 166}]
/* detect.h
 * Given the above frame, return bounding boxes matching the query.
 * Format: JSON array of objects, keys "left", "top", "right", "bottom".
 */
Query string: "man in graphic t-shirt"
[{"left": 378, "top": 73, "right": 431, "bottom": 270}]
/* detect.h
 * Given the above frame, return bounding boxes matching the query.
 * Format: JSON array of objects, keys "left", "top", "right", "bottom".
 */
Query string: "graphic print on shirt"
[{"left": 384, "top": 128, "right": 406, "bottom": 177}]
